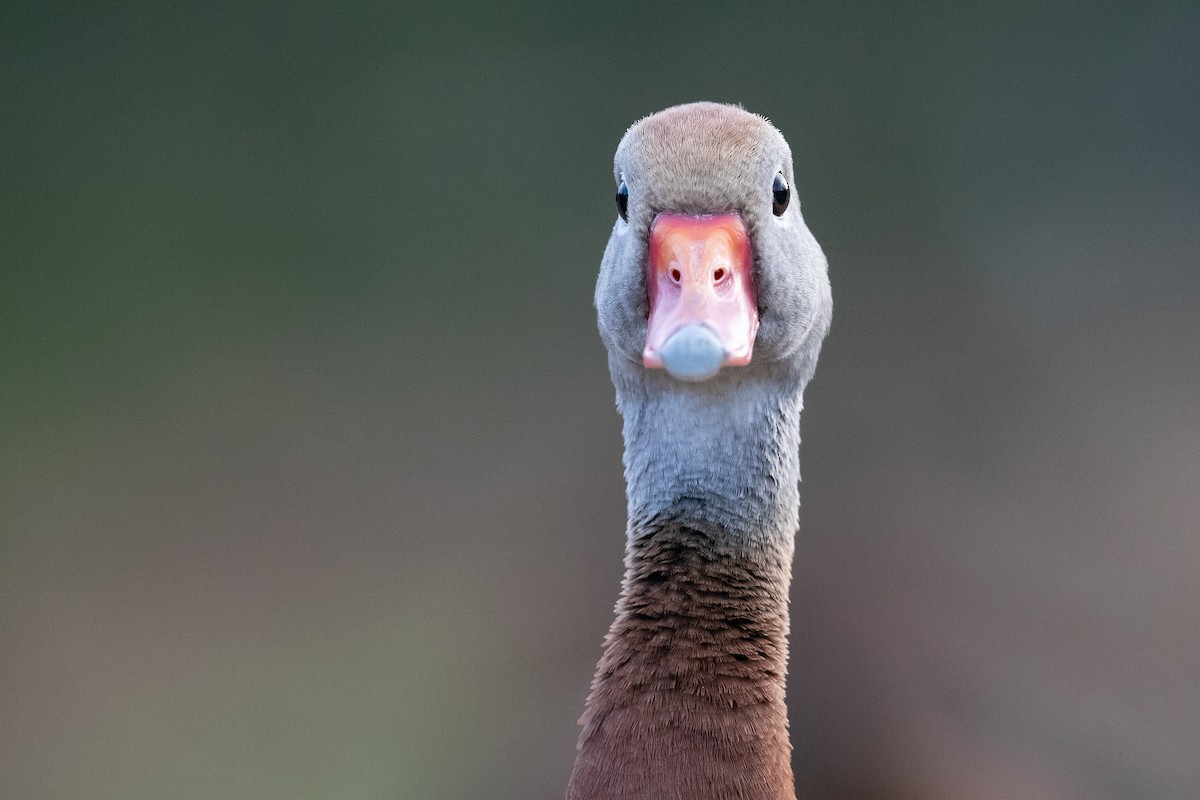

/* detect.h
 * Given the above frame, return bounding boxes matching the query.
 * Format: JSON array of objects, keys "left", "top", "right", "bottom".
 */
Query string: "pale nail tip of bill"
[{"left": 660, "top": 324, "right": 725, "bottom": 382}]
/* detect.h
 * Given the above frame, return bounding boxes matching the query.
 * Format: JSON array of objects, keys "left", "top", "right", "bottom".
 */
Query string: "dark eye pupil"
[
  {"left": 772, "top": 173, "right": 790, "bottom": 216},
  {"left": 616, "top": 181, "right": 629, "bottom": 221}
]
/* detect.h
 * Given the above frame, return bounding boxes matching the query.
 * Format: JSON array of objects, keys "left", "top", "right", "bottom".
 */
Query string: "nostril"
[
  {"left": 712, "top": 268, "right": 726, "bottom": 283},
  {"left": 669, "top": 268, "right": 682, "bottom": 284}
]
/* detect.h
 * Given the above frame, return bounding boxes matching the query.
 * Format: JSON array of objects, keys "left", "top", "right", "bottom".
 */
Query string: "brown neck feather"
[{"left": 567, "top": 523, "right": 796, "bottom": 800}]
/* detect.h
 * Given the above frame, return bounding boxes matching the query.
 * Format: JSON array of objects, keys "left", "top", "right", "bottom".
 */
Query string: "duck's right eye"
[
  {"left": 772, "top": 172, "right": 790, "bottom": 216},
  {"left": 616, "top": 181, "right": 629, "bottom": 221}
]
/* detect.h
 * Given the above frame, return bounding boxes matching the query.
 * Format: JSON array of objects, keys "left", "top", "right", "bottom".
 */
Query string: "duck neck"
[{"left": 567, "top": 375, "right": 803, "bottom": 800}]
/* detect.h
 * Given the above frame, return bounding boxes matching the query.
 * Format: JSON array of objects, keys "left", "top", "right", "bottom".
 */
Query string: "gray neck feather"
[{"left": 611, "top": 358, "right": 807, "bottom": 549}]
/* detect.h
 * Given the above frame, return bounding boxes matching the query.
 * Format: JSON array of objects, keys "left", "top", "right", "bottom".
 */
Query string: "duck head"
[{"left": 596, "top": 102, "right": 832, "bottom": 394}]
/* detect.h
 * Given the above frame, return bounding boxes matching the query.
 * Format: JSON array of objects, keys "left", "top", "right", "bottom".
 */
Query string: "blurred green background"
[{"left": 2, "top": 2, "right": 1198, "bottom": 799}]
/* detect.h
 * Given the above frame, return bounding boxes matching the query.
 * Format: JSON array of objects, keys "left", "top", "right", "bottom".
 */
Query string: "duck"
[{"left": 566, "top": 102, "right": 833, "bottom": 800}]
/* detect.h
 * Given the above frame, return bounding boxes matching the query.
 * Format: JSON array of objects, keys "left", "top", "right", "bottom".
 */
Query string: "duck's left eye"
[
  {"left": 616, "top": 181, "right": 629, "bottom": 221},
  {"left": 772, "top": 173, "right": 790, "bottom": 216}
]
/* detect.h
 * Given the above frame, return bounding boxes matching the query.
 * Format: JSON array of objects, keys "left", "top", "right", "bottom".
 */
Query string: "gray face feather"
[{"left": 594, "top": 102, "right": 833, "bottom": 539}]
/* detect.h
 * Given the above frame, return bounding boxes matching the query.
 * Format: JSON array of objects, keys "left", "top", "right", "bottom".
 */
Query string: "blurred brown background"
[{"left": 2, "top": 3, "right": 1198, "bottom": 798}]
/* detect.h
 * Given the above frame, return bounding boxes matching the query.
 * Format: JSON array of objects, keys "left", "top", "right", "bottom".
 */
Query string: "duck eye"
[
  {"left": 615, "top": 180, "right": 629, "bottom": 221},
  {"left": 771, "top": 172, "right": 790, "bottom": 216}
]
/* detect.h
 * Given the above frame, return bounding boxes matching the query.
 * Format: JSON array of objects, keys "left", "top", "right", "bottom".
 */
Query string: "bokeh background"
[{"left": 3, "top": 3, "right": 1198, "bottom": 799}]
